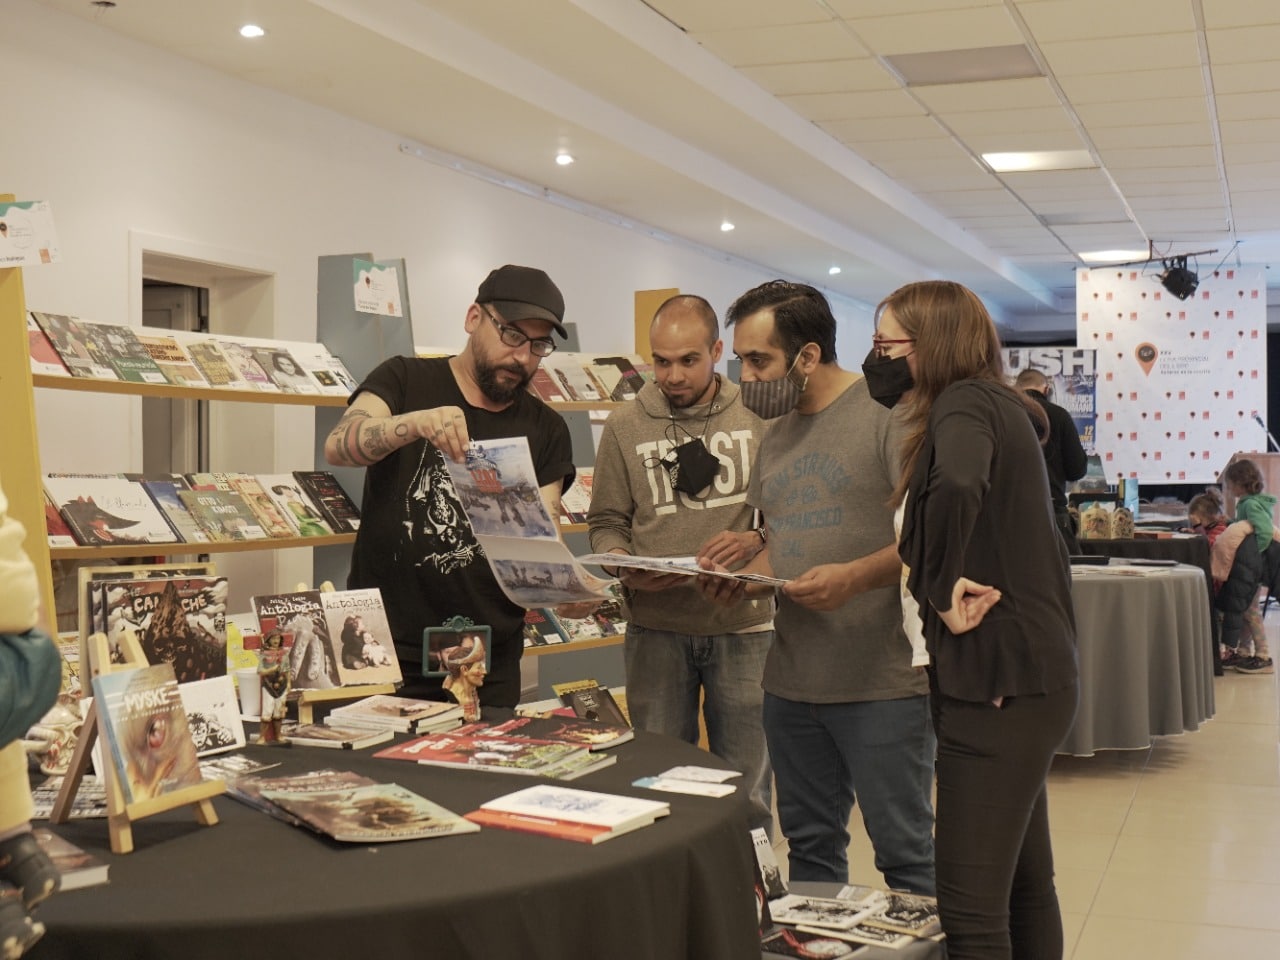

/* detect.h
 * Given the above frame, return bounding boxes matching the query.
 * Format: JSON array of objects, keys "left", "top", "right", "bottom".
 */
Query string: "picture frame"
[{"left": 422, "top": 621, "right": 491, "bottom": 679}]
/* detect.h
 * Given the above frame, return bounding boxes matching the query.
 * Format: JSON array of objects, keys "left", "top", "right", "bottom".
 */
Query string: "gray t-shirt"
[{"left": 749, "top": 377, "right": 926, "bottom": 703}]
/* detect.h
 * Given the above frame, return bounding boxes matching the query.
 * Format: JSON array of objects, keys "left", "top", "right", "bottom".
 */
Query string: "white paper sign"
[
  {"left": 353, "top": 259, "right": 403, "bottom": 317},
  {"left": 0, "top": 200, "right": 60, "bottom": 267}
]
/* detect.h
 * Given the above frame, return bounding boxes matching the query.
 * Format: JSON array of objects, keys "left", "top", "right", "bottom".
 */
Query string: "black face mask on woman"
[{"left": 861, "top": 349, "right": 915, "bottom": 409}]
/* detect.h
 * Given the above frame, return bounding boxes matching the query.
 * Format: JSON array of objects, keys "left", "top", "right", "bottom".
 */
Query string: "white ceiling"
[{"left": 43, "top": 0, "right": 1280, "bottom": 337}]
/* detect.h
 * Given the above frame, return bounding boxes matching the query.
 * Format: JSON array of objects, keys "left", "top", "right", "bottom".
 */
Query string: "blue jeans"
[
  {"left": 624, "top": 624, "right": 773, "bottom": 834},
  {"left": 764, "top": 692, "right": 936, "bottom": 894}
]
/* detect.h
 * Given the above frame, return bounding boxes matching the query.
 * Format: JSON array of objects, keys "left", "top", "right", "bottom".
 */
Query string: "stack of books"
[
  {"left": 323, "top": 694, "right": 464, "bottom": 736},
  {"left": 374, "top": 728, "right": 617, "bottom": 780},
  {"left": 225, "top": 768, "right": 478, "bottom": 842},
  {"left": 43, "top": 469, "right": 360, "bottom": 547},
  {"left": 764, "top": 889, "right": 943, "bottom": 953},
  {"left": 464, "top": 783, "right": 669, "bottom": 844},
  {"left": 28, "top": 310, "right": 357, "bottom": 396}
]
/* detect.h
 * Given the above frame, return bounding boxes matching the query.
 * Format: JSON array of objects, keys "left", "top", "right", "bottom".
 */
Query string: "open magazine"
[{"left": 576, "top": 553, "right": 788, "bottom": 587}]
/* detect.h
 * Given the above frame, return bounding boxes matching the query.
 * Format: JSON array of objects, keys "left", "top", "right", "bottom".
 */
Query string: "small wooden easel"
[
  {"left": 49, "top": 630, "right": 225, "bottom": 854},
  {"left": 292, "top": 582, "right": 396, "bottom": 724}
]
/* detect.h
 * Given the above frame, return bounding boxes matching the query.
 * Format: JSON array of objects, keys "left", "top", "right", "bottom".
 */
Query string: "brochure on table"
[{"left": 442, "top": 437, "right": 615, "bottom": 606}]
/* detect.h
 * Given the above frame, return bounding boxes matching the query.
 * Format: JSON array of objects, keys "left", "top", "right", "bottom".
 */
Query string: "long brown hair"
[{"left": 882, "top": 280, "right": 1045, "bottom": 504}]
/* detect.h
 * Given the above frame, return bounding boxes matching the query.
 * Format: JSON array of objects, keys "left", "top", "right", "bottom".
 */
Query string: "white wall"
[{"left": 4, "top": 0, "right": 873, "bottom": 595}]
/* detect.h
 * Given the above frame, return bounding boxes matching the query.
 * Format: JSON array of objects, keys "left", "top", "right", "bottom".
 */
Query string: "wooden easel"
[
  {"left": 292, "top": 582, "right": 396, "bottom": 724},
  {"left": 49, "top": 630, "right": 225, "bottom": 854}
]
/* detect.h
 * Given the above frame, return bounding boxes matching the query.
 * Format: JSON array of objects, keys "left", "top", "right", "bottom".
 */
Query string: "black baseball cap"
[{"left": 476, "top": 265, "right": 567, "bottom": 338}]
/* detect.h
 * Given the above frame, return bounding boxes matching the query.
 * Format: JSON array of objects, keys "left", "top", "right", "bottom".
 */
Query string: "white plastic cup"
[{"left": 235, "top": 668, "right": 261, "bottom": 717}]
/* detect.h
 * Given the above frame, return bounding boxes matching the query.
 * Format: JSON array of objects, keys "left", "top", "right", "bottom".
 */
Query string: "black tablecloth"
[
  {"left": 1075, "top": 535, "right": 1220, "bottom": 673},
  {"left": 36, "top": 727, "right": 759, "bottom": 960}
]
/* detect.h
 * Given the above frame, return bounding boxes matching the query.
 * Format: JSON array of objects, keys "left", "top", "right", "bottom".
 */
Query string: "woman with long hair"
[{"left": 871, "top": 280, "right": 1079, "bottom": 959}]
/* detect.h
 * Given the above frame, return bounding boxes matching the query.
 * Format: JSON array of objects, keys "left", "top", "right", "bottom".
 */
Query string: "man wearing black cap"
[{"left": 324, "top": 265, "right": 579, "bottom": 707}]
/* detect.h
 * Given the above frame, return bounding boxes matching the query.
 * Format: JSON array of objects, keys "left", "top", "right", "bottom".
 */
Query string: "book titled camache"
[
  {"left": 97, "top": 575, "right": 228, "bottom": 683},
  {"left": 92, "top": 663, "right": 204, "bottom": 804}
]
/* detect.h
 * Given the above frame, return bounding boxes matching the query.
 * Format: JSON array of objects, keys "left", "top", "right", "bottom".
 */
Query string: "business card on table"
[
  {"left": 632, "top": 776, "right": 737, "bottom": 798},
  {"left": 656, "top": 765, "right": 741, "bottom": 783}
]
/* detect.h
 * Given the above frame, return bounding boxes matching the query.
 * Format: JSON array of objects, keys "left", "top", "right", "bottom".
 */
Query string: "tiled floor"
[{"left": 775, "top": 623, "right": 1280, "bottom": 959}]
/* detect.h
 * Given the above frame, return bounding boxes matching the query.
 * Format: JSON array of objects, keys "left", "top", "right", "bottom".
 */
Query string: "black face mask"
[
  {"left": 861, "top": 349, "right": 915, "bottom": 409},
  {"left": 662, "top": 438, "right": 721, "bottom": 496}
]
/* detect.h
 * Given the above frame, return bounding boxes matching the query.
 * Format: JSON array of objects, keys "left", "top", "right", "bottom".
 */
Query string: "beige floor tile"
[
  {"left": 1061, "top": 911, "right": 1086, "bottom": 958},
  {"left": 1119, "top": 800, "right": 1280, "bottom": 845},
  {"left": 1090, "top": 870, "right": 1280, "bottom": 929},
  {"left": 1054, "top": 867, "right": 1104, "bottom": 916},
  {"left": 1108, "top": 832, "right": 1280, "bottom": 885},
  {"left": 1051, "top": 830, "right": 1119, "bottom": 873},
  {"left": 1072, "top": 914, "right": 1280, "bottom": 960},
  {"left": 1044, "top": 797, "right": 1133, "bottom": 836}
]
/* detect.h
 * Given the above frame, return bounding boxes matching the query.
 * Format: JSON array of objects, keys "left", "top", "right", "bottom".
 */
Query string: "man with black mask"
[
  {"left": 587, "top": 294, "right": 774, "bottom": 834},
  {"left": 697, "top": 280, "right": 936, "bottom": 895}
]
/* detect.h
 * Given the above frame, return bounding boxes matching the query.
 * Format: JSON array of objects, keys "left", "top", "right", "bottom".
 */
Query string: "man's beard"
[{"left": 475, "top": 357, "right": 533, "bottom": 404}]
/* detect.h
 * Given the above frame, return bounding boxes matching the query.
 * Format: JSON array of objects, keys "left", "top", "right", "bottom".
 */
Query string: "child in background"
[
  {"left": 1221, "top": 460, "right": 1276, "bottom": 674},
  {"left": 0, "top": 485, "right": 64, "bottom": 957},
  {"left": 1185, "top": 488, "right": 1229, "bottom": 554}
]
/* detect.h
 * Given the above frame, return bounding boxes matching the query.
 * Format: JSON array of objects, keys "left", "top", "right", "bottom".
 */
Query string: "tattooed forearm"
[
  {"left": 327, "top": 409, "right": 374, "bottom": 466},
  {"left": 361, "top": 420, "right": 397, "bottom": 461}
]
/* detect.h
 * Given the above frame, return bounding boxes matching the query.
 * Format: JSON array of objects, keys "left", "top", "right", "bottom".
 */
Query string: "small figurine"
[
  {"left": 257, "top": 630, "right": 291, "bottom": 745},
  {"left": 1110, "top": 505, "right": 1135, "bottom": 539},
  {"left": 441, "top": 633, "right": 487, "bottom": 723}
]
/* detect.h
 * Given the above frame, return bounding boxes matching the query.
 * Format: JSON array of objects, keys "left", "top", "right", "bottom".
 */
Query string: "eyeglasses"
[
  {"left": 483, "top": 306, "right": 557, "bottom": 357},
  {"left": 871, "top": 336, "right": 915, "bottom": 358}
]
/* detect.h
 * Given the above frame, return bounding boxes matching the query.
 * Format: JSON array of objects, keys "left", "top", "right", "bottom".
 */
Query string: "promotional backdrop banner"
[
  {"left": 1002, "top": 347, "right": 1097, "bottom": 454},
  {"left": 1076, "top": 266, "right": 1267, "bottom": 484}
]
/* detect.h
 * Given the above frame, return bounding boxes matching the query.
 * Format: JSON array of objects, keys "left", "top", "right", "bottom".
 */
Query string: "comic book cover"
[
  {"left": 251, "top": 590, "right": 340, "bottom": 690},
  {"left": 319, "top": 587, "right": 402, "bottom": 686},
  {"left": 100, "top": 576, "right": 228, "bottom": 683}
]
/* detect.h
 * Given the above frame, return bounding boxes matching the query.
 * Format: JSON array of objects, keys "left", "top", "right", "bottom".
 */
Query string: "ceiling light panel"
[
  {"left": 982, "top": 150, "right": 1095, "bottom": 172},
  {"left": 883, "top": 44, "right": 1040, "bottom": 86}
]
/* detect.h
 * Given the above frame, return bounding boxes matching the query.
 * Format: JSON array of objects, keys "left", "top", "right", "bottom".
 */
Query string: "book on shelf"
[
  {"left": 43, "top": 473, "right": 178, "bottom": 546},
  {"left": 286, "top": 341, "right": 359, "bottom": 396},
  {"left": 92, "top": 662, "right": 205, "bottom": 804},
  {"left": 179, "top": 336, "right": 243, "bottom": 389},
  {"left": 128, "top": 474, "right": 211, "bottom": 544},
  {"left": 78, "top": 561, "right": 216, "bottom": 650},
  {"left": 177, "top": 489, "right": 269, "bottom": 542},
  {"left": 466, "top": 715, "right": 634, "bottom": 751},
  {"left": 529, "top": 368, "right": 568, "bottom": 403},
  {"left": 30, "top": 311, "right": 117, "bottom": 380},
  {"left": 43, "top": 491, "right": 77, "bottom": 547},
  {"left": 225, "top": 474, "right": 299, "bottom": 538},
  {"left": 281, "top": 721, "right": 394, "bottom": 749},
  {"left": 259, "top": 782, "right": 479, "bottom": 843},
  {"left": 550, "top": 609, "right": 603, "bottom": 642},
  {"left": 256, "top": 474, "right": 335, "bottom": 537},
  {"left": 250, "top": 589, "right": 341, "bottom": 690},
  {"left": 558, "top": 467, "right": 593, "bottom": 523},
  {"left": 178, "top": 675, "right": 246, "bottom": 756},
  {"left": 32, "top": 829, "right": 109, "bottom": 892},
  {"left": 26, "top": 311, "right": 70, "bottom": 377},
  {"left": 247, "top": 343, "right": 320, "bottom": 394},
  {"left": 225, "top": 768, "right": 378, "bottom": 826},
  {"left": 89, "top": 322, "right": 168, "bottom": 384},
  {"left": 326, "top": 695, "right": 463, "bottom": 734},
  {"left": 542, "top": 353, "right": 603, "bottom": 402},
  {"left": 374, "top": 731, "right": 614, "bottom": 780},
  {"left": 559, "top": 684, "right": 630, "bottom": 727},
  {"left": 96, "top": 574, "right": 228, "bottom": 683},
  {"left": 318, "top": 588, "right": 403, "bottom": 686},
  {"left": 134, "top": 332, "right": 208, "bottom": 387},
  {"left": 476, "top": 783, "right": 669, "bottom": 836},
  {"left": 587, "top": 354, "right": 647, "bottom": 402},
  {"left": 292, "top": 471, "right": 361, "bottom": 533},
  {"left": 215, "top": 340, "right": 280, "bottom": 392},
  {"left": 550, "top": 596, "right": 626, "bottom": 642},
  {"left": 522, "top": 608, "right": 566, "bottom": 648}
]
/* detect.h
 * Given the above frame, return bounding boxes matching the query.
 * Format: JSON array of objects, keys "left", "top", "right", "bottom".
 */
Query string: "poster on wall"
[
  {"left": 0, "top": 199, "right": 60, "bottom": 267},
  {"left": 1076, "top": 265, "right": 1267, "bottom": 485},
  {"left": 352, "top": 259, "right": 403, "bottom": 317},
  {"left": 1002, "top": 347, "right": 1097, "bottom": 454}
]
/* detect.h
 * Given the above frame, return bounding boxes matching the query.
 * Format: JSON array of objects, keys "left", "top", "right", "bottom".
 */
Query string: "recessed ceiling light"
[
  {"left": 239, "top": 24, "right": 266, "bottom": 39},
  {"left": 1078, "top": 249, "right": 1151, "bottom": 264},
  {"left": 555, "top": 152, "right": 574, "bottom": 166},
  {"left": 828, "top": 266, "right": 842, "bottom": 276},
  {"left": 982, "top": 150, "right": 1094, "bottom": 173},
  {"left": 720, "top": 221, "right": 735, "bottom": 232}
]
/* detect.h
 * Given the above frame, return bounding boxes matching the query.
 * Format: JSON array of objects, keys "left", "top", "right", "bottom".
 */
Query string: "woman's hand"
[{"left": 935, "top": 578, "right": 1002, "bottom": 635}]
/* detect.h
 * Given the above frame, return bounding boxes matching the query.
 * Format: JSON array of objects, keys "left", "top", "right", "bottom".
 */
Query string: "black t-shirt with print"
[{"left": 348, "top": 355, "right": 574, "bottom": 706}]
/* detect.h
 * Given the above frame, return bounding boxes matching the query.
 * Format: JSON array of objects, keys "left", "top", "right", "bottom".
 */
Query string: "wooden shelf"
[
  {"left": 32, "top": 374, "right": 349, "bottom": 407},
  {"left": 559, "top": 522, "right": 588, "bottom": 534},
  {"left": 541, "top": 400, "right": 624, "bottom": 412},
  {"left": 49, "top": 533, "right": 356, "bottom": 561},
  {"left": 523, "top": 634, "right": 623, "bottom": 657}
]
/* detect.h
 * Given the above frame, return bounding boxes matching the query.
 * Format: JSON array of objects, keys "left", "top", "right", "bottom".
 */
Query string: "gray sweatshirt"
[{"left": 587, "top": 378, "right": 772, "bottom": 635}]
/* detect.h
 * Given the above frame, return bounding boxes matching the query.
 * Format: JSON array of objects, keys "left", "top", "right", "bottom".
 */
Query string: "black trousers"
[{"left": 930, "top": 678, "right": 1079, "bottom": 960}]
